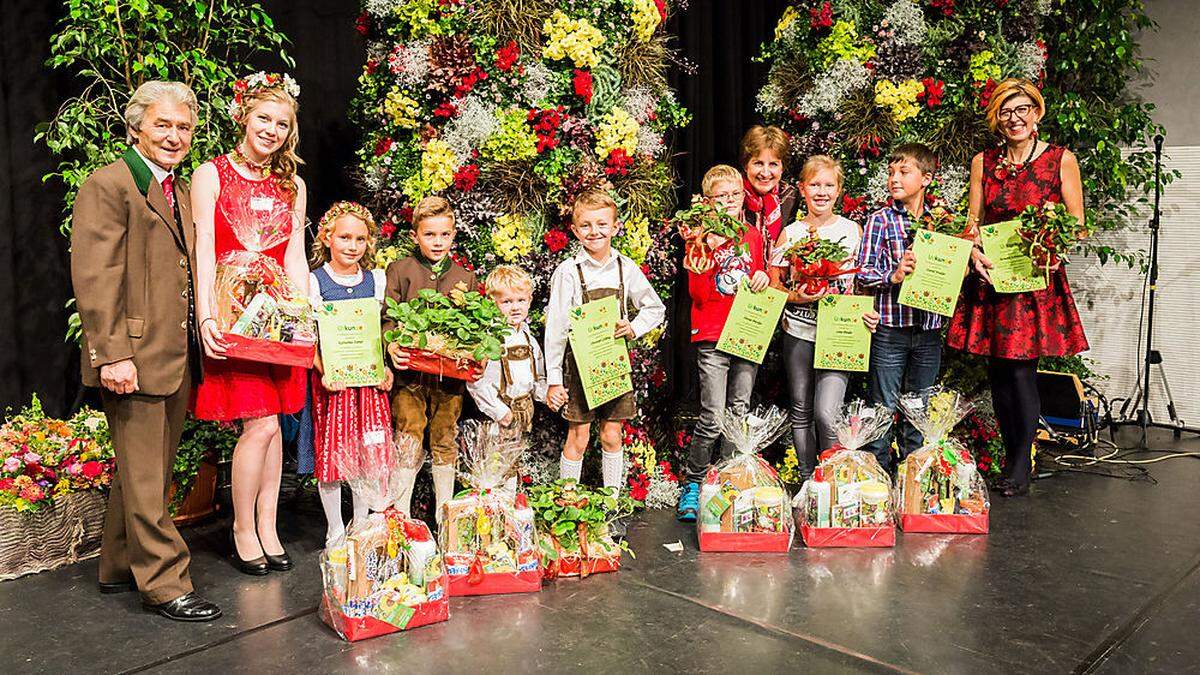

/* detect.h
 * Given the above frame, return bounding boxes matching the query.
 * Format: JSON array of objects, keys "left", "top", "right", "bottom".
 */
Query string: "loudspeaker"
[{"left": 1036, "top": 370, "right": 1097, "bottom": 451}]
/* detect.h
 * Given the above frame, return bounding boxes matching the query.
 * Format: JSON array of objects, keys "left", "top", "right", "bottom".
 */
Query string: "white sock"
[
  {"left": 391, "top": 467, "right": 419, "bottom": 516},
  {"left": 505, "top": 475, "right": 518, "bottom": 494},
  {"left": 318, "top": 481, "right": 344, "bottom": 544},
  {"left": 601, "top": 450, "right": 624, "bottom": 490},
  {"left": 351, "top": 491, "right": 369, "bottom": 524},
  {"left": 560, "top": 454, "right": 583, "bottom": 481},
  {"left": 432, "top": 464, "right": 457, "bottom": 523}
]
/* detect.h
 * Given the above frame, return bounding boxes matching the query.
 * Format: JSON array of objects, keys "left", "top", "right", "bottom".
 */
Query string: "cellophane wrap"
[
  {"left": 319, "top": 434, "right": 449, "bottom": 641},
  {"left": 698, "top": 407, "right": 793, "bottom": 551},
  {"left": 895, "top": 387, "right": 990, "bottom": 524},
  {"left": 212, "top": 180, "right": 316, "bottom": 362},
  {"left": 531, "top": 479, "right": 627, "bottom": 578},
  {"left": 439, "top": 421, "right": 541, "bottom": 595},
  {"left": 795, "top": 400, "right": 896, "bottom": 546}
]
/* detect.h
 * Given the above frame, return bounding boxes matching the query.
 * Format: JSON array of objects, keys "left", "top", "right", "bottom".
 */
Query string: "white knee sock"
[
  {"left": 351, "top": 491, "right": 369, "bottom": 525},
  {"left": 318, "top": 481, "right": 344, "bottom": 544},
  {"left": 391, "top": 467, "right": 419, "bottom": 516},
  {"left": 560, "top": 454, "right": 583, "bottom": 482},
  {"left": 505, "top": 475, "right": 518, "bottom": 494},
  {"left": 601, "top": 450, "right": 624, "bottom": 490},
  {"left": 432, "top": 464, "right": 457, "bottom": 523}
]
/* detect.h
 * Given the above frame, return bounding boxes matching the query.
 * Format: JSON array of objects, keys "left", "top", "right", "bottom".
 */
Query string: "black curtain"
[{"left": 0, "top": 0, "right": 788, "bottom": 415}]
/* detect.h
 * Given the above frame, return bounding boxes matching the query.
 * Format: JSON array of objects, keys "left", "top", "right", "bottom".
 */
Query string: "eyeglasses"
[{"left": 998, "top": 104, "right": 1036, "bottom": 121}]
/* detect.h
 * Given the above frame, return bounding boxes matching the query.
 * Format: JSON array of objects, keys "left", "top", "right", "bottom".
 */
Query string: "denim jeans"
[
  {"left": 865, "top": 325, "right": 943, "bottom": 470},
  {"left": 782, "top": 333, "right": 848, "bottom": 479},
  {"left": 685, "top": 342, "right": 758, "bottom": 482}
]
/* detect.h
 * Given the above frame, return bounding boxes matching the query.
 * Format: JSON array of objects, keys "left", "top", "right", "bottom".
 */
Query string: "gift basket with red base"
[
  {"left": 319, "top": 435, "right": 449, "bottom": 641},
  {"left": 698, "top": 407, "right": 793, "bottom": 552},
  {"left": 895, "top": 387, "right": 989, "bottom": 534},
  {"left": 796, "top": 401, "right": 896, "bottom": 547},
  {"left": 673, "top": 196, "right": 750, "bottom": 274},
  {"left": 440, "top": 421, "right": 541, "bottom": 596},
  {"left": 780, "top": 233, "right": 857, "bottom": 295},
  {"left": 528, "top": 479, "right": 636, "bottom": 579},
  {"left": 212, "top": 180, "right": 316, "bottom": 367},
  {"left": 384, "top": 286, "right": 508, "bottom": 382}
]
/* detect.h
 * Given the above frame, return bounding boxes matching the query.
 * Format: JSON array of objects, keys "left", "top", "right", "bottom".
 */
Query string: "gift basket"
[
  {"left": 528, "top": 479, "right": 635, "bottom": 578},
  {"left": 673, "top": 196, "right": 750, "bottom": 274},
  {"left": 796, "top": 400, "right": 896, "bottom": 547},
  {"left": 212, "top": 180, "right": 316, "bottom": 367},
  {"left": 319, "top": 434, "right": 450, "bottom": 641},
  {"left": 384, "top": 285, "right": 509, "bottom": 382},
  {"left": 895, "top": 387, "right": 989, "bottom": 534},
  {"left": 440, "top": 420, "right": 541, "bottom": 596},
  {"left": 698, "top": 406, "right": 793, "bottom": 552},
  {"left": 779, "top": 233, "right": 857, "bottom": 295}
]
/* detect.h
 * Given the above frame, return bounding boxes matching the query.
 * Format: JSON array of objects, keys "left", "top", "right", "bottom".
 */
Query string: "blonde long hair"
[
  {"left": 235, "top": 88, "right": 304, "bottom": 201},
  {"left": 311, "top": 201, "right": 378, "bottom": 271}
]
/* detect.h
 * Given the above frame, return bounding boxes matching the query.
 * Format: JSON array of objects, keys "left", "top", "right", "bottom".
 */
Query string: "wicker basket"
[{"left": 0, "top": 490, "right": 107, "bottom": 581}]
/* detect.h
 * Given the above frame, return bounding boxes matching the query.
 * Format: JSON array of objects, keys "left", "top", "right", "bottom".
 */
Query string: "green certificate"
[
  {"left": 814, "top": 295, "right": 872, "bottom": 372},
  {"left": 716, "top": 285, "right": 788, "bottom": 364},
  {"left": 979, "top": 219, "right": 1047, "bottom": 294},
  {"left": 314, "top": 298, "right": 387, "bottom": 386},
  {"left": 898, "top": 229, "right": 972, "bottom": 317},
  {"left": 568, "top": 295, "right": 633, "bottom": 410}
]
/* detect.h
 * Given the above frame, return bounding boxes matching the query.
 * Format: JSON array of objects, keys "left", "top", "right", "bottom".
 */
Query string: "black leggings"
[{"left": 987, "top": 357, "right": 1040, "bottom": 487}]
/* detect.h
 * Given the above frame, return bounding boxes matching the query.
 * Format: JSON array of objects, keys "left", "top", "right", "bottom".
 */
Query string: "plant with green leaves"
[
  {"left": 384, "top": 286, "right": 510, "bottom": 362},
  {"left": 527, "top": 478, "right": 638, "bottom": 559},
  {"left": 170, "top": 417, "right": 239, "bottom": 514}
]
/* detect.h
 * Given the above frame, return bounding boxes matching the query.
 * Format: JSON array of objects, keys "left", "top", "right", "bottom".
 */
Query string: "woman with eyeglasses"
[{"left": 947, "top": 78, "right": 1089, "bottom": 498}]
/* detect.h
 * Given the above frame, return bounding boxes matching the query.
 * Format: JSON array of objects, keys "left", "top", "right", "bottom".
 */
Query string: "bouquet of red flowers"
[
  {"left": 1017, "top": 202, "right": 1092, "bottom": 281},
  {"left": 673, "top": 196, "right": 748, "bottom": 274},
  {"left": 781, "top": 235, "right": 855, "bottom": 295}
]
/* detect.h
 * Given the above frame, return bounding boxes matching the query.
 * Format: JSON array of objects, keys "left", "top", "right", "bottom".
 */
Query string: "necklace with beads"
[
  {"left": 231, "top": 144, "right": 271, "bottom": 179},
  {"left": 995, "top": 139, "right": 1038, "bottom": 180}
]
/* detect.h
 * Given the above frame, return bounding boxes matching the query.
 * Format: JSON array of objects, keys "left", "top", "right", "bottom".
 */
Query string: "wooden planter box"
[
  {"left": 0, "top": 490, "right": 107, "bottom": 581},
  {"left": 171, "top": 461, "right": 218, "bottom": 526}
]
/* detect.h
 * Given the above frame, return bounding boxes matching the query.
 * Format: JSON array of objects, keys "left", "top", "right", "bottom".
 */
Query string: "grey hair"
[{"left": 124, "top": 81, "right": 199, "bottom": 144}]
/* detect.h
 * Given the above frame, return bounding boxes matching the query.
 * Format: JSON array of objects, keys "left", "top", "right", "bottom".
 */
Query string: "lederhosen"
[
  {"left": 561, "top": 257, "right": 637, "bottom": 423},
  {"left": 499, "top": 327, "right": 539, "bottom": 432}
]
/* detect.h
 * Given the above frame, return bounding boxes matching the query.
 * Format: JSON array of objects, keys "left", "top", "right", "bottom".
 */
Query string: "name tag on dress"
[{"left": 250, "top": 196, "right": 276, "bottom": 212}]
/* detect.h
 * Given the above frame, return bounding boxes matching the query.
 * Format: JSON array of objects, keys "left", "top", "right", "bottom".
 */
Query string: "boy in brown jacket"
[{"left": 383, "top": 196, "right": 476, "bottom": 518}]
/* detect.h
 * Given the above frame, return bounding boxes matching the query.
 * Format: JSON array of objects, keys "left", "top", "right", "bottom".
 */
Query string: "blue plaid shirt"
[{"left": 856, "top": 201, "right": 945, "bottom": 330}]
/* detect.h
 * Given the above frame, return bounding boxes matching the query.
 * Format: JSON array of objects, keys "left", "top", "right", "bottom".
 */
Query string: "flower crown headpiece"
[
  {"left": 227, "top": 72, "right": 301, "bottom": 121},
  {"left": 319, "top": 201, "right": 376, "bottom": 233}
]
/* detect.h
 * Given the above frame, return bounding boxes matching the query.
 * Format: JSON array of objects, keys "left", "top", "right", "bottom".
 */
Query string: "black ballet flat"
[
  {"left": 229, "top": 529, "right": 270, "bottom": 576},
  {"left": 263, "top": 550, "right": 293, "bottom": 572}
]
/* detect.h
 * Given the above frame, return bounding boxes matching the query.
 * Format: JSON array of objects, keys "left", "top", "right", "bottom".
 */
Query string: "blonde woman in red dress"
[
  {"left": 948, "top": 79, "right": 1089, "bottom": 498},
  {"left": 192, "top": 73, "right": 308, "bottom": 573}
]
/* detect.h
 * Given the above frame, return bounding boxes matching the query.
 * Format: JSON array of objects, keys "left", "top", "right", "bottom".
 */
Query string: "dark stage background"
[{"left": 0, "top": 0, "right": 790, "bottom": 415}]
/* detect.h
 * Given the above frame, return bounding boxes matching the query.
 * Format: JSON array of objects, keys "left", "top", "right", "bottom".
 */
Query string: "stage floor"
[{"left": 5, "top": 428, "right": 1199, "bottom": 674}]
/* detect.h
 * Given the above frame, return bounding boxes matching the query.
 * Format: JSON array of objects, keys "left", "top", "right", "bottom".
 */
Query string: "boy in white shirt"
[{"left": 544, "top": 190, "right": 666, "bottom": 536}]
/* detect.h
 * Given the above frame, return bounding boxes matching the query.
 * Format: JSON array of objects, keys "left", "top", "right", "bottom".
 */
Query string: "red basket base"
[
  {"left": 448, "top": 569, "right": 543, "bottom": 596},
  {"left": 899, "top": 513, "right": 989, "bottom": 534},
  {"left": 547, "top": 554, "right": 620, "bottom": 578},
  {"left": 223, "top": 334, "right": 315, "bottom": 368},
  {"left": 320, "top": 597, "right": 449, "bottom": 642},
  {"left": 401, "top": 348, "right": 482, "bottom": 382},
  {"left": 698, "top": 531, "right": 792, "bottom": 552},
  {"left": 800, "top": 524, "right": 896, "bottom": 548}
]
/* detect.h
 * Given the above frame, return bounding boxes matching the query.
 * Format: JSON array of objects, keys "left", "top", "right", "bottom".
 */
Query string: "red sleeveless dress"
[
  {"left": 946, "top": 144, "right": 1089, "bottom": 359},
  {"left": 191, "top": 155, "right": 307, "bottom": 421}
]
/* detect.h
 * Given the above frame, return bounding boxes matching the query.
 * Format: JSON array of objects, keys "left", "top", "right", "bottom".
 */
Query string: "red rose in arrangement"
[
  {"left": 573, "top": 68, "right": 594, "bottom": 104},
  {"left": 544, "top": 229, "right": 569, "bottom": 252},
  {"left": 380, "top": 221, "right": 397, "bottom": 238},
  {"left": 454, "top": 163, "right": 480, "bottom": 192},
  {"left": 373, "top": 136, "right": 394, "bottom": 157},
  {"left": 355, "top": 12, "right": 370, "bottom": 36},
  {"left": 809, "top": 2, "right": 833, "bottom": 30},
  {"left": 0, "top": 477, "right": 14, "bottom": 492},
  {"left": 80, "top": 461, "right": 103, "bottom": 480},
  {"left": 495, "top": 40, "right": 520, "bottom": 72}
]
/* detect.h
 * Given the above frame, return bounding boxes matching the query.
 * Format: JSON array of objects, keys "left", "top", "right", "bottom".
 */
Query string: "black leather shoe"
[
  {"left": 98, "top": 579, "right": 137, "bottom": 594},
  {"left": 264, "top": 550, "right": 293, "bottom": 572},
  {"left": 143, "top": 592, "right": 222, "bottom": 622},
  {"left": 230, "top": 529, "right": 269, "bottom": 576}
]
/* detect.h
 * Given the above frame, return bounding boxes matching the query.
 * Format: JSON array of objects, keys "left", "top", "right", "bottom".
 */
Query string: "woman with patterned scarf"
[{"left": 740, "top": 125, "right": 799, "bottom": 261}]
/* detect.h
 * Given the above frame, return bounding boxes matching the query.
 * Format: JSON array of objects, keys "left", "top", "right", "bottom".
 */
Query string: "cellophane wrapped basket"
[
  {"left": 212, "top": 180, "right": 316, "bottom": 367},
  {"left": 796, "top": 400, "right": 896, "bottom": 547},
  {"left": 896, "top": 387, "right": 990, "bottom": 534},
  {"left": 698, "top": 407, "right": 793, "bottom": 552},
  {"left": 439, "top": 421, "right": 541, "bottom": 596},
  {"left": 319, "top": 434, "right": 449, "bottom": 641},
  {"left": 530, "top": 479, "right": 631, "bottom": 579}
]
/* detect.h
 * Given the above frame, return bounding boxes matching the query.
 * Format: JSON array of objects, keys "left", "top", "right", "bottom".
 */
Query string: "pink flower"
[
  {"left": 66, "top": 462, "right": 82, "bottom": 476},
  {"left": 23, "top": 451, "right": 41, "bottom": 465},
  {"left": 2, "top": 456, "right": 20, "bottom": 473}
]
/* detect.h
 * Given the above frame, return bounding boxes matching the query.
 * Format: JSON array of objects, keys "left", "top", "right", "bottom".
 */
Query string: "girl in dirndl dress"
[{"left": 305, "top": 202, "right": 394, "bottom": 545}]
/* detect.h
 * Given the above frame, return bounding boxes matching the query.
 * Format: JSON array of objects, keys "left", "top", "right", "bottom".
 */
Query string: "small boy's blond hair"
[
  {"left": 485, "top": 265, "right": 533, "bottom": 297},
  {"left": 412, "top": 195, "right": 456, "bottom": 230},
  {"left": 572, "top": 189, "right": 619, "bottom": 221},
  {"left": 701, "top": 165, "right": 743, "bottom": 196}
]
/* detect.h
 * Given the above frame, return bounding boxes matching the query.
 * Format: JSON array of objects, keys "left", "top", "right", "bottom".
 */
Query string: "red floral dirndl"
[
  {"left": 310, "top": 373, "right": 394, "bottom": 482},
  {"left": 947, "top": 145, "right": 1089, "bottom": 359}
]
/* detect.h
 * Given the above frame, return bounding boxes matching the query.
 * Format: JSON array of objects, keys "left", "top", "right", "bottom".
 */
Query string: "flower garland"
[{"left": 227, "top": 71, "right": 300, "bottom": 122}]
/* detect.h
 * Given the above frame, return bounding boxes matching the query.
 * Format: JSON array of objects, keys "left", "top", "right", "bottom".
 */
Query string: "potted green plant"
[
  {"left": 527, "top": 479, "right": 637, "bottom": 578},
  {"left": 384, "top": 283, "right": 510, "bottom": 382},
  {"left": 170, "top": 418, "right": 239, "bottom": 524}
]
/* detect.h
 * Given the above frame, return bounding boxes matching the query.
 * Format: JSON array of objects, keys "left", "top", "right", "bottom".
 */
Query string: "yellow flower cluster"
[
  {"left": 775, "top": 6, "right": 799, "bottom": 40},
  {"left": 874, "top": 79, "right": 924, "bottom": 121},
  {"left": 542, "top": 10, "right": 606, "bottom": 68},
  {"left": 482, "top": 108, "right": 538, "bottom": 161},
  {"left": 969, "top": 50, "right": 1002, "bottom": 83},
  {"left": 491, "top": 213, "right": 534, "bottom": 262},
  {"left": 422, "top": 138, "right": 457, "bottom": 192},
  {"left": 777, "top": 446, "right": 802, "bottom": 484},
  {"left": 374, "top": 244, "right": 404, "bottom": 270},
  {"left": 626, "top": 440, "right": 657, "bottom": 472},
  {"left": 615, "top": 213, "right": 652, "bottom": 265},
  {"left": 631, "top": 0, "right": 662, "bottom": 42},
  {"left": 818, "top": 21, "right": 876, "bottom": 67},
  {"left": 595, "top": 107, "right": 639, "bottom": 160},
  {"left": 382, "top": 87, "right": 421, "bottom": 128}
]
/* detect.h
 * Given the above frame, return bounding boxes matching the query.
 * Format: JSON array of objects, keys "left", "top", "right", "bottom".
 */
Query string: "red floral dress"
[
  {"left": 947, "top": 144, "right": 1089, "bottom": 359},
  {"left": 191, "top": 155, "right": 307, "bottom": 421}
]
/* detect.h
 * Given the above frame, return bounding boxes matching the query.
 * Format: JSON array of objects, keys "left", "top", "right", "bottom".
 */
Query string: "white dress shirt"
[
  {"left": 543, "top": 249, "right": 666, "bottom": 386},
  {"left": 467, "top": 322, "right": 548, "bottom": 421},
  {"left": 133, "top": 146, "right": 174, "bottom": 186}
]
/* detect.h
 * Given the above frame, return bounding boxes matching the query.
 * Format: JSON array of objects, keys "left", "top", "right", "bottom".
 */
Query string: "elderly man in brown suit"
[{"left": 70, "top": 81, "right": 221, "bottom": 622}]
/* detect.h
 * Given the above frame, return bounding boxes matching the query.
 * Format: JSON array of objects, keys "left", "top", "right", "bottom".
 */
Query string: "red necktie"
[{"left": 162, "top": 174, "right": 175, "bottom": 212}]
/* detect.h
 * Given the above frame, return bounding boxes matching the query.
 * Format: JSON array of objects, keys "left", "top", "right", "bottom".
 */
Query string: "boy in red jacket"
[{"left": 677, "top": 165, "right": 770, "bottom": 522}]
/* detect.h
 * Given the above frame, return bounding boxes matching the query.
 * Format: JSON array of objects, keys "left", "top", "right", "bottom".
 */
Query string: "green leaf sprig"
[{"left": 384, "top": 285, "right": 511, "bottom": 362}]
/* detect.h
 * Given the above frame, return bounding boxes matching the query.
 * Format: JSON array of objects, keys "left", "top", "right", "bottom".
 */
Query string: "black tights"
[{"left": 987, "top": 357, "right": 1040, "bottom": 487}]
